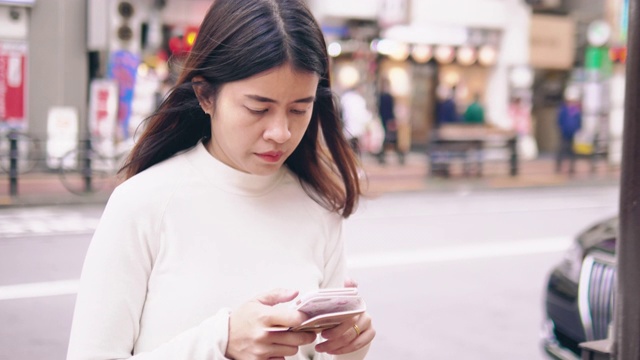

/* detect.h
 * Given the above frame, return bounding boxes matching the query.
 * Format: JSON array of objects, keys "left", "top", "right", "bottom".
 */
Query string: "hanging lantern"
[
  {"left": 456, "top": 46, "right": 477, "bottom": 66},
  {"left": 411, "top": 44, "right": 432, "bottom": 63},
  {"left": 478, "top": 45, "right": 497, "bottom": 66},
  {"left": 434, "top": 45, "right": 455, "bottom": 64}
]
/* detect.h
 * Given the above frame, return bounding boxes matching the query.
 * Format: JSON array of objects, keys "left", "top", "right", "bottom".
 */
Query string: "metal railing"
[{"left": 0, "top": 128, "right": 42, "bottom": 196}]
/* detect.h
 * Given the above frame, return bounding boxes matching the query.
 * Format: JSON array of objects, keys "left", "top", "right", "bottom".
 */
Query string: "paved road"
[
  {"left": 0, "top": 185, "right": 620, "bottom": 359},
  {"left": 344, "top": 185, "right": 618, "bottom": 359}
]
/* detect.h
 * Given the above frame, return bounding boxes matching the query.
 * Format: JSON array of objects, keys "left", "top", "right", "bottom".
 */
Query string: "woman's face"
[{"left": 202, "top": 64, "right": 319, "bottom": 175}]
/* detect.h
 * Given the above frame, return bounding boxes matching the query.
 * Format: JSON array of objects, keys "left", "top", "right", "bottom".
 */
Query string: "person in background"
[
  {"left": 435, "top": 85, "right": 459, "bottom": 127},
  {"left": 508, "top": 95, "right": 539, "bottom": 160},
  {"left": 375, "top": 78, "right": 405, "bottom": 165},
  {"left": 463, "top": 93, "right": 485, "bottom": 124},
  {"left": 340, "top": 83, "right": 371, "bottom": 157},
  {"left": 556, "top": 96, "right": 582, "bottom": 174},
  {"left": 66, "top": 0, "right": 375, "bottom": 359},
  {"left": 509, "top": 97, "right": 527, "bottom": 134}
]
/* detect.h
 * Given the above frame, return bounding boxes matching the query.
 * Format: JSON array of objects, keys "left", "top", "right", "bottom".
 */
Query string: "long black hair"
[{"left": 122, "top": 0, "right": 361, "bottom": 217}]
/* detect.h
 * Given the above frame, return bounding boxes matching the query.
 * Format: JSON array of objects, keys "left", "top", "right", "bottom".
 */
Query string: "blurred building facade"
[
  {"left": 0, "top": 1, "right": 35, "bottom": 130},
  {"left": 309, "top": 0, "right": 531, "bottom": 151},
  {"left": 528, "top": 0, "right": 628, "bottom": 164},
  {"left": 3, "top": 0, "right": 628, "bottom": 165}
]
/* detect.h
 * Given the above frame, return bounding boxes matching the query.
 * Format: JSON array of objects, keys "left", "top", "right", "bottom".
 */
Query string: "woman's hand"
[
  {"left": 226, "top": 288, "right": 317, "bottom": 360},
  {"left": 314, "top": 278, "right": 375, "bottom": 355},
  {"left": 314, "top": 312, "right": 375, "bottom": 355}
]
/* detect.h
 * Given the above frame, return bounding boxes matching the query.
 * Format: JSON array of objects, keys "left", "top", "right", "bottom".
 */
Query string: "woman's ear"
[{"left": 192, "top": 76, "right": 214, "bottom": 115}]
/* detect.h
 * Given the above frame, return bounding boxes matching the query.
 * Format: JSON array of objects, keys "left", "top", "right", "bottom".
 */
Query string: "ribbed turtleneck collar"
[{"left": 184, "top": 141, "right": 287, "bottom": 196}]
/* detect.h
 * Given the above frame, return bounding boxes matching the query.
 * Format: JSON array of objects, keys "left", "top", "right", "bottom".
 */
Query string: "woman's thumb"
[{"left": 256, "top": 288, "right": 299, "bottom": 306}]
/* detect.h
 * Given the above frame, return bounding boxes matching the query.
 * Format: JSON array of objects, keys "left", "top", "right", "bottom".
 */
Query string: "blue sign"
[
  {"left": 621, "top": 0, "right": 629, "bottom": 42},
  {"left": 107, "top": 50, "right": 139, "bottom": 139}
]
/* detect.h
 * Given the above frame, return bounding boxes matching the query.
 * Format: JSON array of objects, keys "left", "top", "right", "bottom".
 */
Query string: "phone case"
[{"left": 265, "top": 288, "right": 366, "bottom": 333}]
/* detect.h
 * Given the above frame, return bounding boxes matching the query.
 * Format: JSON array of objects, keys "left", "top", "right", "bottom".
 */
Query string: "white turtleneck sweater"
[{"left": 67, "top": 142, "right": 368, "bottom": 360}]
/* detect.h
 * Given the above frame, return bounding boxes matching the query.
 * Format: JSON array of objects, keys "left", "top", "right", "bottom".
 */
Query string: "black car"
[{"left": 541, "top": 216, "right": 617, "bottom": 360}]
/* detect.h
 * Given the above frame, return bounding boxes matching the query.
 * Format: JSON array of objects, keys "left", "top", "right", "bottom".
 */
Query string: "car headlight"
[{"left": 558, "top": 242, "right": 584, "bottom": 283}]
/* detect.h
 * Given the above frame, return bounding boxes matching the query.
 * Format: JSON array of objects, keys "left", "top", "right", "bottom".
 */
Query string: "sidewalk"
[
  {"left": 361, "top": 151, "right": 620, "bottom": 195},
  {"left": 0, "top": 151, "right": 621, "bottom": 207}
]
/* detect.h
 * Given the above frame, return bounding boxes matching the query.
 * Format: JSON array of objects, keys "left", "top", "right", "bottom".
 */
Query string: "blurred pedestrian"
[
  {"left": 509, "top": 96, "right": 538, "bottom": 160},
  {"left": 66, "top": 1, "right": 375, "bottom": 359},
  {"left": 340, "top": 83, "right": 371, "bottom": 157},
  {"left": 556, "top": 96, "right": 582, "bottom": 174},
  {"left": 435, "top": 85, "right": 459, "bottom": 127},
  {"left": 375, "top": 79, "right": 405, "bottom": 165},
  {"left": 463, "top": 93, "right": 485, "bottom": 124}
]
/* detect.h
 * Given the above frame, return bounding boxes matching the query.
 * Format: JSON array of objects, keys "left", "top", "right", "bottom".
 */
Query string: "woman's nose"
[{"left": 263, "top": 115, "right": 291, "bottom": 143}]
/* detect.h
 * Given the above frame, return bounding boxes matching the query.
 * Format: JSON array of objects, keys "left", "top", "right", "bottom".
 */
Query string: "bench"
[{"left": 427, "top": 124, "right": 518, "bottom": 177}]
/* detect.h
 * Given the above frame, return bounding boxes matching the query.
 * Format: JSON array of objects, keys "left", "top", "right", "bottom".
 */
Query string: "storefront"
[
  {"left": 310, "top": 0, "right": 531, "bottom": 151},
  {"left": 528, "top": 14, "right": 575, "bottom": 155},
  {"left": 0, "top": 0, "right": 33, "bottom": 130},
  {"left": 376, "top": 26, "right": 502, "bottom": 148},
  {"left": 529, "top": 0, "right": 628, "bottom": 164},
  {"left": 375, "top": 0, "right": 531, "bottom": 150}
]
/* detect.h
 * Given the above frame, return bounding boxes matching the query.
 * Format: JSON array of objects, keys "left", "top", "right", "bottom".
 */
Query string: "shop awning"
[
  {"left": 382, "top": 24, "right": 468, "bottom": 46},
  {"left": 0, "top": 0, "right": 35, "bottom": 6}
]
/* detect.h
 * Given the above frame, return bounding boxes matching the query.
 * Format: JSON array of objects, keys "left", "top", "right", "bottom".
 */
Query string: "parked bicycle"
[
  {"left": 57, "top": 137, "right": 133, "bottom": 195},
  {"left": 0, "top": 124, "right": 42, "bottom": 174}
]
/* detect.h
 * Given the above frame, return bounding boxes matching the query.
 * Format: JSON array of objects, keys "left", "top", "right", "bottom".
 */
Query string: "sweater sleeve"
[
  {"left": 319, "top": 214, "right": 371, "bottom": 360},
  {"left": 66, "top": 184, "right": 231, "bottom": 360}
]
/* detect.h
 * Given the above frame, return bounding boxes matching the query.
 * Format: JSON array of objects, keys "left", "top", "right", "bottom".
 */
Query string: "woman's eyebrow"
[{"left": 245, "top": 94, "right": 316, "bottom": 104}]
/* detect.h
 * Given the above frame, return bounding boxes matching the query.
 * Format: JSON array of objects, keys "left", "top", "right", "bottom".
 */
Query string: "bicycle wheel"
[
  {"left": 58, "top": 148, "right": 118, "bottom": 195},
  {"left": 0, "top": 131, "right": 41, "bottom": 174}
]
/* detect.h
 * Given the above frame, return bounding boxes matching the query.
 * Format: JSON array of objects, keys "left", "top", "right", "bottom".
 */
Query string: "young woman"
[{"left": 66, "top": 0, "right": 375, "bottom": 359}]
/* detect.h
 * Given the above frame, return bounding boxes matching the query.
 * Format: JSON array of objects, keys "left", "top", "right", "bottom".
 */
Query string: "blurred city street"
[
  {"left": 0, "top": 0, "right": 634, "bottom": 358},
  {"left": 0, "top": 181, "right": 619, "bottom": 359}
]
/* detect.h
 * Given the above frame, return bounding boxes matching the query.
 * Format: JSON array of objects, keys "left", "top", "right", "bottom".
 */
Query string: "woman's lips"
[{"left": 256, "top": 151, "right": 283, "bottom": 163}]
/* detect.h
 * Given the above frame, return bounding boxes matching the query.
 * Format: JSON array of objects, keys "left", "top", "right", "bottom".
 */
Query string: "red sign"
[
  {"left": 610, "top": 46, "right": 627, "bottom": 64},
  {"left": 0, "top": 41, "right": 27, "bottom": 127},
  {"left": 169, "top": 26, "right": 199, "bottom": 56},
  {"left": 88, "top": 79, "right": 118, "bottom": 140}
]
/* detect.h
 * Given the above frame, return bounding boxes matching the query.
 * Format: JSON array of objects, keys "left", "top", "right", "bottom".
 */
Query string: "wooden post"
[{"left": 615, "top": 0, "right": 640, "bottom": 357}]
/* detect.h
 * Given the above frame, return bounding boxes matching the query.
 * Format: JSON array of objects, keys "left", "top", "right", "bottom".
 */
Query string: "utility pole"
[
  {"left": 580, "top": 0, "right": 639, "bottom": 358},
  {"left": 615, "top": 0, "right": 640, "bottom": 357}
]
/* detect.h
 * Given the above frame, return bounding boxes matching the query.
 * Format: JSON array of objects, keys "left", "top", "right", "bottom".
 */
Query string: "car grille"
[{"left": 578, "top": 251, "right": 616, "bottom": 341}]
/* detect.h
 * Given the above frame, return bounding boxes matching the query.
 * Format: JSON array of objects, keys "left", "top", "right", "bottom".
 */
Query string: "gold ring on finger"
[{"left": 353, "top": 324, "right": 361, "bottom": 337}]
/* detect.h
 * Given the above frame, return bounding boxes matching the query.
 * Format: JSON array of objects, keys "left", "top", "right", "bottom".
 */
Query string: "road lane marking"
[
  {"left": 0, "top": 230, "right": 95, "bottom": 240},
  {"left": 0, "top": 279, "right": 79, "bottom": 301},
  {"left": 347, "top": 236, "right": 573, "bottom": 269},
  {"left": 0, "top": 210, "right": 100, "bottom": 238},
  {"left": 352, "top": 204, "right": 616, "bottom": 220},
  {"left": 0, "top": 237, "right": 573, "bottom": 300}
]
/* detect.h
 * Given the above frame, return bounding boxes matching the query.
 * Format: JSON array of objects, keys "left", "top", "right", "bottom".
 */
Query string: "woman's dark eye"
[{"left": 291, "top": 109, "right": 307, "bottom": 115}]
